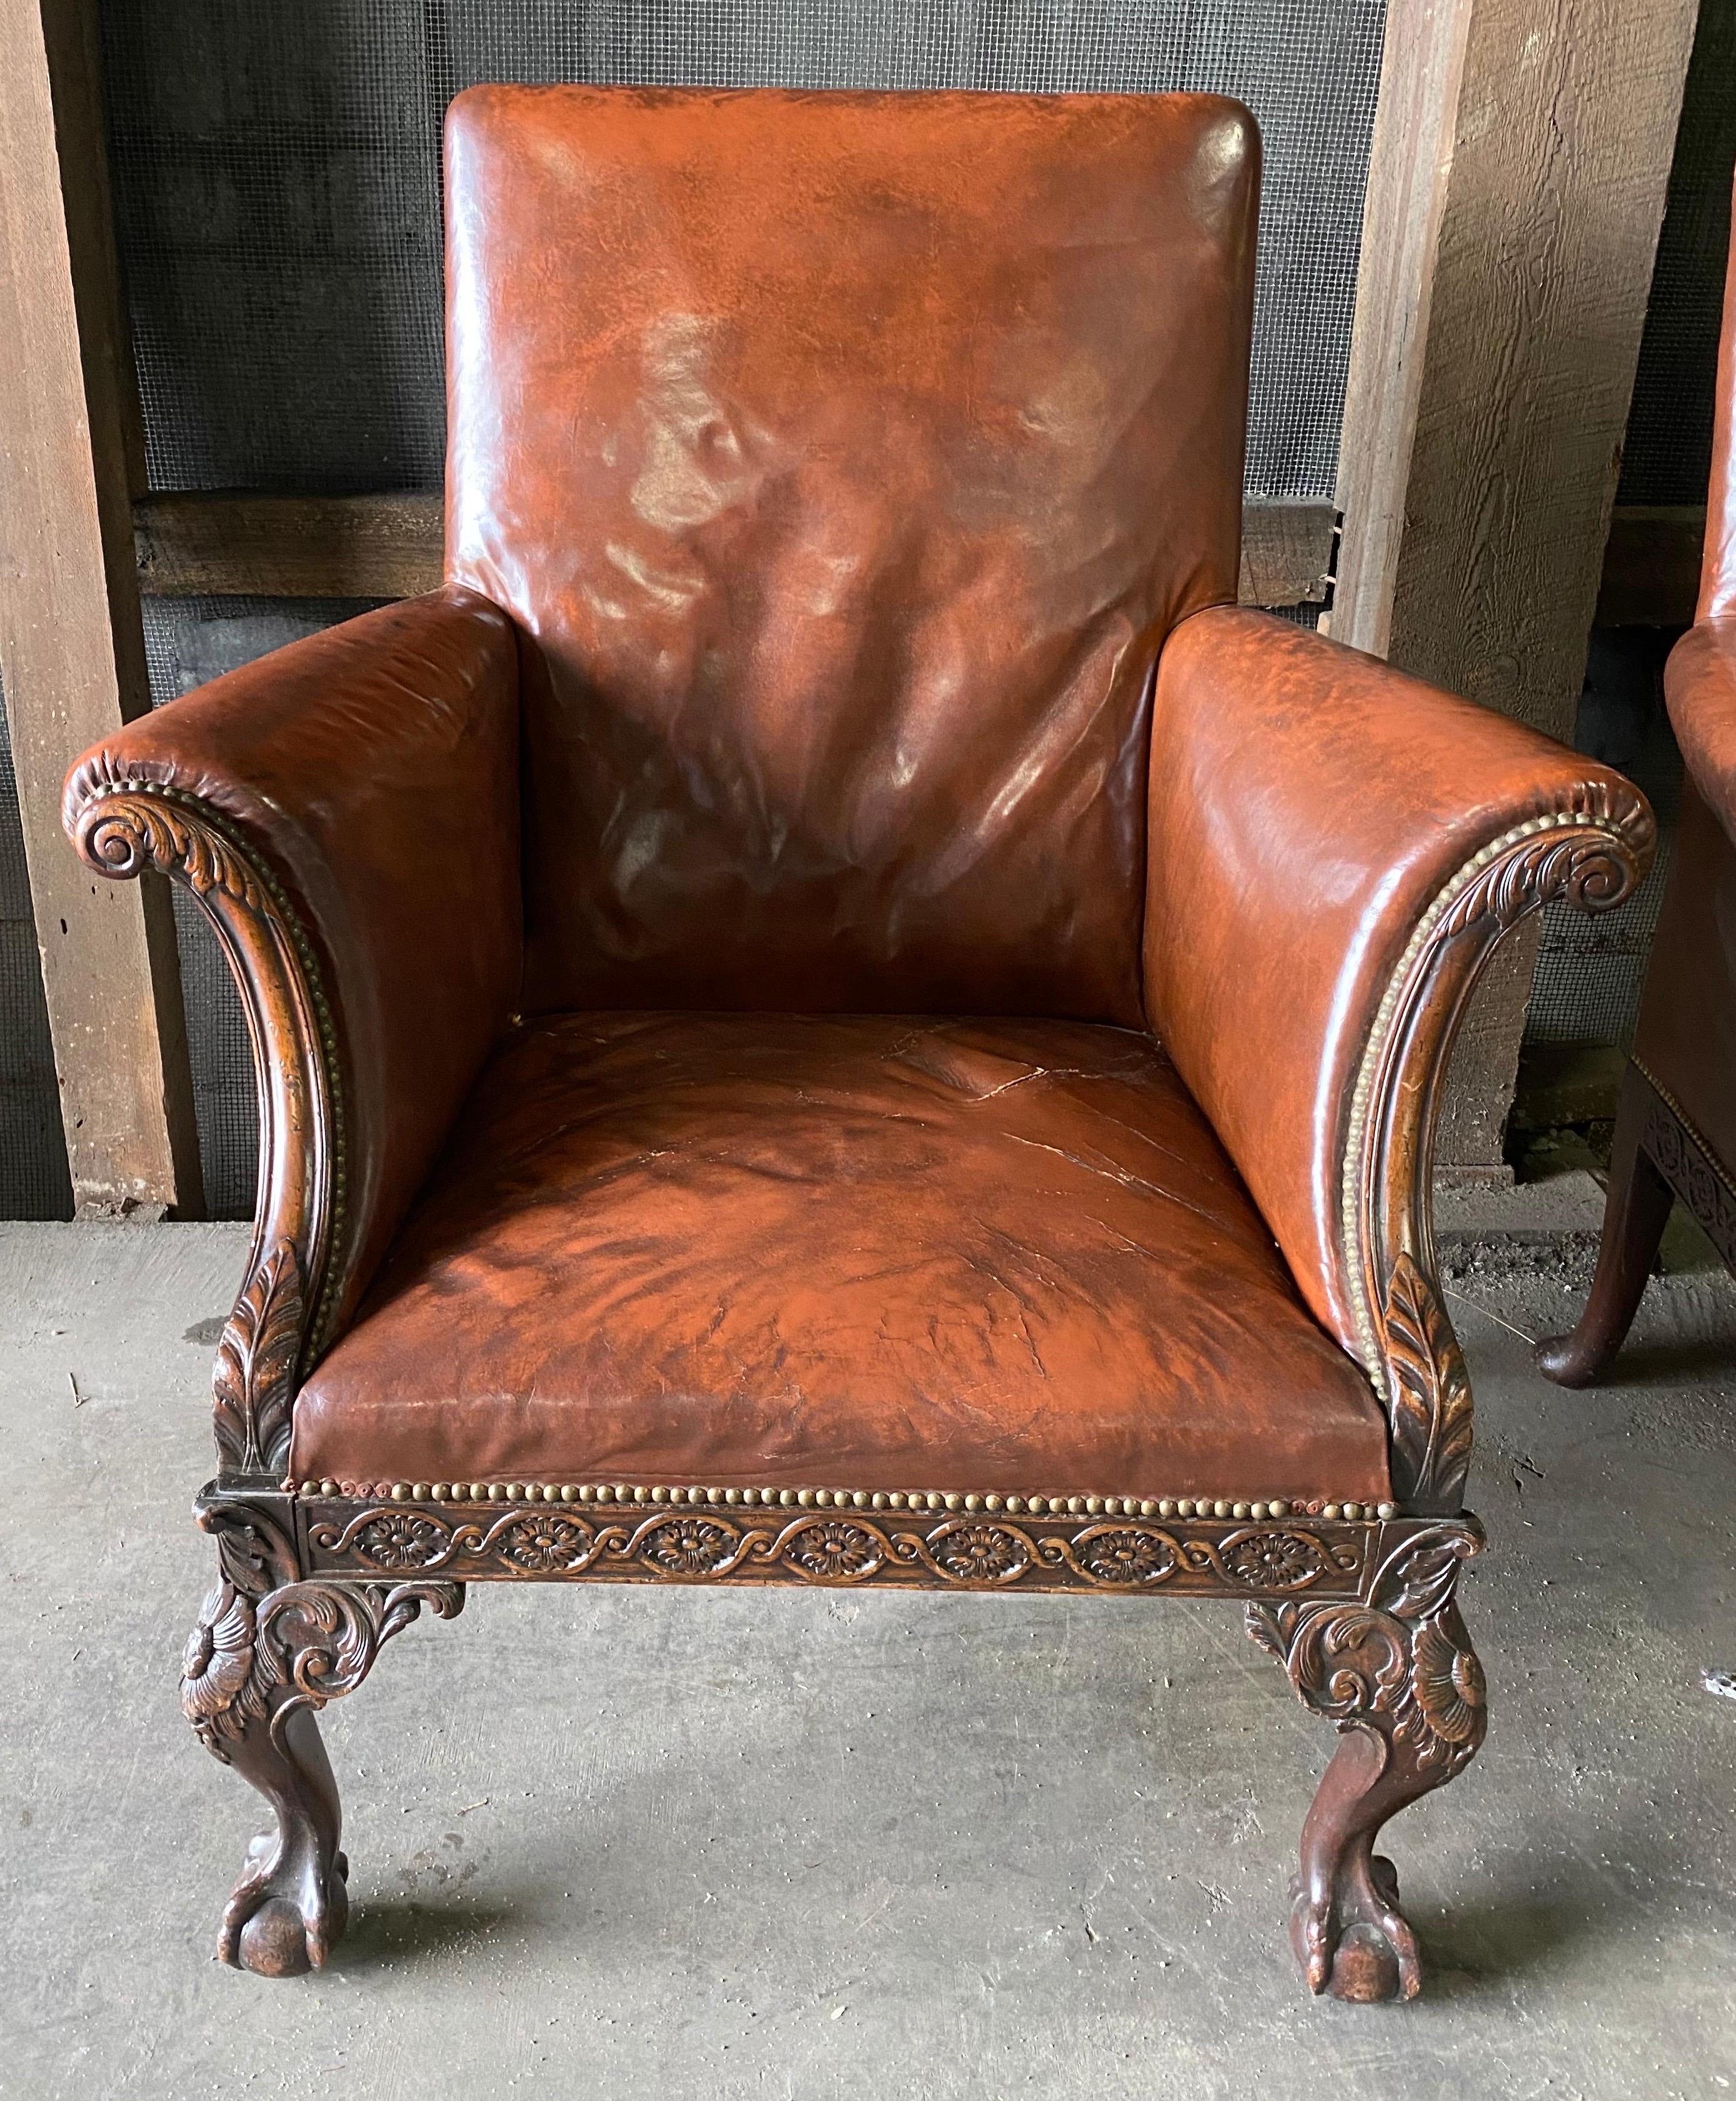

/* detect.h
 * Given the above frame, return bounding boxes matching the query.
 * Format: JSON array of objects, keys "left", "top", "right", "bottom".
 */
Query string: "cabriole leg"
[
  {"left": 1247, "top": 1522, "right": 1487, "bottom": 2002},
  {"left": 1536, "top": 1062, "right": 1674, "bottom": 1387},
  {"left": 183, "top": 1499, "right": 463, "bottom": 1975}
]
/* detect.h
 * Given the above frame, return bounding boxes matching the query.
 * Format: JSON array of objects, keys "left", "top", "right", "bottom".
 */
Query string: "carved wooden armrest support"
[
  {"left": 1344, "top": 783, "right": 1655, "bottom": 1513},
  {"left": 67, "top": 766, "right": 342, "bottom": 1479}
]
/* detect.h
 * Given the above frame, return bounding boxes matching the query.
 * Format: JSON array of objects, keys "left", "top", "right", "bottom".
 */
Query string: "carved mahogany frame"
[
  {"left": 67, "top": 765, "right": 346, "bottom": 1477},
  {"left": 1633, "top": 1059, "right": 1736, "bottom": 1269},
  {"left": 1342, "top": 785, "right": 1654, "bottom": 1514},
  {"left": 64, "top": 762, "right": 1649, "bottom": 1999}
]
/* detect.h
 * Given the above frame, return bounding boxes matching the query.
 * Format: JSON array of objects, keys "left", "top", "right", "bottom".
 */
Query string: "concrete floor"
[{"left": 2, "top": 1221, "right": 1733, "bottom": 2100}]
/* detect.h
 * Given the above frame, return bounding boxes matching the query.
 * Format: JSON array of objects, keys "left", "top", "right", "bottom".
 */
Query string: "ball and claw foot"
[
  {"left": 217, "top": 1832, "right": 351, "bottom": 1977},
  {"left": 1290, "top": 1850, "right": 1421, "bottom": 2003}
]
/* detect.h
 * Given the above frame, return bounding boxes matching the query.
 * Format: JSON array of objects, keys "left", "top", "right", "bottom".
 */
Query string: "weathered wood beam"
[
  {"left": 0, "top": 0, "right": 201, "bottom": 1217},
  {"left": 1328, "top": 0, "right": 1698, "bottom": 1176},
  {"left": 131, "top": 491, "right": 1339, "bottom": 611},
  {"left": 134, "top": 491, "right": 446, "bottom": 601}
]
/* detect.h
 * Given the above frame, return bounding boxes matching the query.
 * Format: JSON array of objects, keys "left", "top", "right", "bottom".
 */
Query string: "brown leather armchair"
[
  {"left": 63, "top": 87, "right": 1652, "bottom": 2003},
  {"left": 1540, "top": 189, "right": 1736, "bottom": 1385}
]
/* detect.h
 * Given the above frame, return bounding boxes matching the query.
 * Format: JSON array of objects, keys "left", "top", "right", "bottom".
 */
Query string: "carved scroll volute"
[
  {"left": 65, "top": 767, "right": 344, "bottom": 1479},
  {"left": 1347, "top": 787, "right": 1654, "bottom": 1514}
]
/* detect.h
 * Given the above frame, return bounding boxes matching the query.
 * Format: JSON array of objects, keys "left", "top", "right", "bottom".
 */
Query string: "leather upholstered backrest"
[{"left": 446, "top": 86, "right": 1256, "bottom": 1021}]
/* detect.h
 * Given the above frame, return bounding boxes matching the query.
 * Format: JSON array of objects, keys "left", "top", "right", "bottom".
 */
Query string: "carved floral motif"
[
  {"left": 351, "top": 1512, "right": 448, "bottom": 1570},
  {"left": 1074, "top": 1527, "right": 1178, "bottom": 1585},
  {"left": 931, "top": 1522, "right": 1029, "bottom": 1582},
  {"left": 640, "top": 1517, "right": 738, "bottom": 1577},
  {"left": 306, "top": 1501, "right": 1369, "bottom": 1597},
  {"left": 784, "top": 1520, "right": 883, "bottom": 1580},
  {"left": 496, "top": 1514, "right": 596, "bottom": 1572}
]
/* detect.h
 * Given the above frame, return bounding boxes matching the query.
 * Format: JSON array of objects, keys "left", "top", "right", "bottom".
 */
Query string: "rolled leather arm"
[
  {"left": 63, "top": 587, "right": 521, "bottom": 1475},
  {"left": 1144, "top": 608, "right": 1653, "bottom": 1510},
  {"left": 1665, "top": 616, "right": 1736, "bottom": 836}
]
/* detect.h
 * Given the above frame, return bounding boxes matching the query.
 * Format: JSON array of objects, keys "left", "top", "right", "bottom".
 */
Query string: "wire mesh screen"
[
  {"left": 100, "top": 0, "right": 1390, "bottom": 503},
  {"left": 0, "top": 689, "right": 75, "bottom": 1220},
  {"left": 1617, "top": 0, "right": 1735, "bottom": 508}
]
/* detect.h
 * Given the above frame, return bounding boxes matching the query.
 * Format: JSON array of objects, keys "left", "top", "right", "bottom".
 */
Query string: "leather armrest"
[
  {"left": 1144, "top": 607, "right": 1652, "bottom": 1509},
  {"left": 1665, "top": 617, "right": 1736, "bottom": 839},
  {"left": 63, "top": 587, "right": 521, "bottom": 1474}
]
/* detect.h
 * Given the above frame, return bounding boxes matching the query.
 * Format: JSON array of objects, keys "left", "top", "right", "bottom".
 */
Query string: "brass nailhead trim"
[{"left": 293, "top": 1476, "right": 1399, "bottom": 1523}]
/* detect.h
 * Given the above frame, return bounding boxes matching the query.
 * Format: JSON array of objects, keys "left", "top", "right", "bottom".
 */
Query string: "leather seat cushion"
[{"left": 292, "top": 1013, "right": 1392, "bottom": 1505}]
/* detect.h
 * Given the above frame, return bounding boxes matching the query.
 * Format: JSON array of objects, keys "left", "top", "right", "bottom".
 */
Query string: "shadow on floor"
[{"left": 332, "top": 1897, "right": 526, "bottom": 1974}]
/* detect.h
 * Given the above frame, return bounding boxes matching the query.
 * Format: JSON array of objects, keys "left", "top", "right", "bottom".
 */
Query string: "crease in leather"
[
  {"left": 1143, "top": 606, "right": 1654, "bottom": 1350},
  {"left": 293, "top": 1012, "right": 1392, "bottom": 1502},
  {"left": 62, "top": 588, "right": 522, "bottom": 1327},
  {"left": 444, "top": 85, "right": 1257, "bottom": 1023}
]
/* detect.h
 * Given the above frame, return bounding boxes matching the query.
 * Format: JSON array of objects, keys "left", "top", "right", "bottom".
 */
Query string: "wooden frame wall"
[
  {"left": 0, "top": 0, "right": 200, "bottom": 1216},
  {"left": 0, "top": 0, "right": 1706, "bottom": 1209},
  {"left": 1329, "top": 0, "right": 1699, "bottom": 1173}
]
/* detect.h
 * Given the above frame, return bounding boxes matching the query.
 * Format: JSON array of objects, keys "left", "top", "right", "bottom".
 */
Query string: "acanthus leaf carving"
[
  {"left": 1245, "top": 1519, "right": 1487, "bottom": 1999},
  {"left": 183, "top": 1500, "right": 466, "bottom": 1764},
  {"left": 1379, "top": 1253, "right": 1472, "bottom": 1512},
  {"left": 73, "top": 784, "right": 269, "bottom": 913},
  {"left": 212, "top": 1240, "right": 304, "bottom": 1475},
  {"left": 67, "top": 776, "right": 347, "bottom": 1462},
  {"left": 1245, "top": 1520, "right": 1485, "bottom": 1769}
]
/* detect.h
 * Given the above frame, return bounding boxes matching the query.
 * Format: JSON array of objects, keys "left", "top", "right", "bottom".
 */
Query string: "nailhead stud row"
[{"left": 293, "top": 1477, "right": 1399, "bottom": 1523}]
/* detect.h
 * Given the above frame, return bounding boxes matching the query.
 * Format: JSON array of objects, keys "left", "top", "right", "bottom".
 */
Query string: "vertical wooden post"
[
  {"left": 0, "top": 0, "right": 201, "bottom": 1215},
  {"left": 1329, "top": 0, "right": 1699, "bottom": 1174}
]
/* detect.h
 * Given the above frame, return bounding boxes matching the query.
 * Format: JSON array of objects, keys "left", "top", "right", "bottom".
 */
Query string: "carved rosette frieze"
[
  {"left": 1342, "top": 786, "right": 1654, "bottom": 1512},
  {"left": 65, "top": 769, "right": 347, "bottom": 1474},
  {"left": 184, "top": 1498, "right": 462, "bottom": 1764},
  {"left": 300, "top": 1498, "right": 1374, "bottom": 1598}
]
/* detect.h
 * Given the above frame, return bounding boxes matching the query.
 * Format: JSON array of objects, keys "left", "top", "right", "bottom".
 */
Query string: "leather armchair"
[
  {"left": 64, "top": 86, "right": 1652, "bottom": 2002},
  {"left": 1539, "top": 182, "right": 1736, "bottom": 1385}
]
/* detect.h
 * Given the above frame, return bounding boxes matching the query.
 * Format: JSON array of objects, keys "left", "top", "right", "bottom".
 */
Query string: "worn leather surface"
[
  {"left": 1145, "top": 607, "right": 1651, "bottom": 1350},
  {"left": 1665, "top": 616, "right": 1736, "bottom": 834},
  {"left": 62, "top": 590, "right": 522, "bottom": 1325},
  {"left": 1642, "top": 616, "right": 1736, "bottom": 1171},
  {"left": 293, "top": 1013, "right": 1391, "bottom": 1502},
  {"left": 445, "top": 85, "right": 1257, "bottom": 1023},
  {"left": 1633, "top": 776, "right": 1736, "bottom": 1174},
  {"left": 1700, "top": 172, "right": 1736, "bottom": 620}
]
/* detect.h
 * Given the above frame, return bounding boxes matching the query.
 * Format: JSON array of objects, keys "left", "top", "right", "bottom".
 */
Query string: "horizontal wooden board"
[{"left": 134, "top": 491, "right": 1342, "bottom": 610}]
